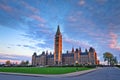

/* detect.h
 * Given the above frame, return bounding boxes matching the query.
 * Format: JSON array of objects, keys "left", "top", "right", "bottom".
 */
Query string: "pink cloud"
[
  {"left": 0, "top": 53, "right": 31, "bottom": 64},
  {"left": 0, "top": 59, "right": 21, "bottom": 64},
  {"left": 108, "top": 23, "right": 120, "bottom": 33},
  {"left": 78, "top": 0, "right": 85, "bottom": 6},
  {"left": 0, "top": 4, "right": 13, "bottom": 12},
  {"left": 109, "top": 32, "right": 120, "bottom": 50},
  {"left": 29, "top": 15, "right": 46, "bottom": 23},
  {"left": 20, "top": 1, "right": 39, "bottom": 13},
  {"left": 63, "top": 37, "right": 93, "bottom": 48},
  {"left": 0, "top": 2, "right": 29, "bottom": 21}
]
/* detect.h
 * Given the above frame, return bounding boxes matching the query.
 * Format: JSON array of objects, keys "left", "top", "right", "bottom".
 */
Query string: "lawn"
[{"left": 0, "top": 67, "right": 93, "bottom": 74}]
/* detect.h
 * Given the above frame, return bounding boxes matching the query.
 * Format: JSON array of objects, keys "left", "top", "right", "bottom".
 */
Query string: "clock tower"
[{"left": 54, "top": 25, "right": 62, "bottom": 65}]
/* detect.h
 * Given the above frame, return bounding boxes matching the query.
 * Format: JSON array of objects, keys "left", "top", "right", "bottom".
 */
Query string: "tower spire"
[
  {"left": 56, "top": 25, "right": 61, "bottom": 35},
  {"left": 72, "top": 47, "right": 74, "bottom": 53},
  {"left": 79, "top": 47, "right": 81, "bottom": 52}
]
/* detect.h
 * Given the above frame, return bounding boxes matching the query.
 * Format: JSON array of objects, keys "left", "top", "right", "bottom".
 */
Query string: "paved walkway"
[{"left": 0, "top": 68, "right": 98, "bottom": 77}]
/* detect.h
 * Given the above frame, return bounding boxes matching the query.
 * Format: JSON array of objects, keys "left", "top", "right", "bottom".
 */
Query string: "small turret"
[
  {"left": 89, "top": 47, "right": 95, "bottom": 52},
  {"left": 46, "top": 50, "right": 48, "bottom": 55},
  {"left": 72, "top": 47, "right": 74, "bottom": 53},
  {"left": 42, "top": 51, "right": 45, "bottom": 55},
  {"left": 66, "top": 50, "right": 69, "bottom": 54},
  {"left": 79, "top": 47, "right": 81, "bottom": 52},
  {"left": 33, "top": 52, "right": 37, "bottom": 56},
  {"left": 85, "top": 48, "right": 88, "bottom": 52},
  {"left": 75, "top": 48, "right": 79, "bottom": 53},
  {"left": 50, "top": 52, "right": 52, "bottom": 55}
]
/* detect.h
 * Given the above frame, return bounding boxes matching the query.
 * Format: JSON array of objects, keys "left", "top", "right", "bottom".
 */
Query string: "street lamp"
[{"left": 75, "top": 61, "right": 78, "bottom": 71}]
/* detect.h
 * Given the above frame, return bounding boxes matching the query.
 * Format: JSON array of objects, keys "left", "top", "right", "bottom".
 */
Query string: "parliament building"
[{"left": 32, "top": 25, "right": 99, "bottom": 66}]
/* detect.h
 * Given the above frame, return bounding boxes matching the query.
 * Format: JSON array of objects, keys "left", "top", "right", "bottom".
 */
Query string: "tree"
[
  {"left": 20, "top": 61, "right": 26, "bottom": 66},
  {"left": 5, "top": 60, "right": 11, "bottom": 66},
  {"left": 103, "top": 52, "right": 114, "bottom": 65},
  {"left": 20, "top": 60, "right": 29, "bottom": 66},
  {"left": 26, "top": 60, "right": 29, "bottom": 65},
  {"left": 112, "top": 57, "right": 118, "bottom": 65}
]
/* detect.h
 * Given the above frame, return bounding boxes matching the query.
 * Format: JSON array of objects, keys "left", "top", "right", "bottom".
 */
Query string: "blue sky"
[{"left": 0, "top": 0, "right": 120, "bottom": 64}]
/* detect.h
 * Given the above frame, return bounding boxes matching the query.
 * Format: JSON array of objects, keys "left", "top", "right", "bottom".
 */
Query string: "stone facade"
[{"left": 32, "top": 25, "right": 99, "bottom": 66}]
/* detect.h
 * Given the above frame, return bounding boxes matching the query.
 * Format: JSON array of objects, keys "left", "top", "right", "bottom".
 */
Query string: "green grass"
[{"left": 0, "top": 67, "right": 93, "bottom": 74}]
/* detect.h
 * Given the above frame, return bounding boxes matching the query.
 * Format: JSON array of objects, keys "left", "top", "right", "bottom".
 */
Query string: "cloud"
[
  {"left": 64, "top": 9, "right": 115, "bottom": 55},
  {"left": 24, "top": 26, "right": 53, "bottom": 41},
  {"left": 0, "top": 4, "right": 13, "bottom": 12},
  {"left": 38, "top": 23, "right": 46, "bottom": 28},
  {"left": 78, "top": 0, "right": 85, "bottom": 6},
  {"left": 0, "top": 0, "right": 53, "bottom": 50},
  {"left": 29, "top": 15, "right": 46, "bottom": 23},
  {"left": 20, "top": 0, "right": 39, "bottom": 13},
  {"left": 68, "top": 16, "right": 77, "bottom": 22},
  {"left": 63, "top": 36, "right": 93, "bottom": 49},
  {"left": 23, "top": 45, "right": 36, "bottom": 49},
  {"left": 108, "top": 23, "right": 120, "bottom": 33},
  {"left": 65, "top": 13, "right": 101, "bottom": 41},
  {"left": 91, "top": 2, "right": 120, "bottom": 25},
  {"left": 16, "top": 44, "right": 22, "bottom": 47},
  {"left": 109, "top": 32, "right": 120, "bottom": 50},
  {"left": 96, "top": 0, "right": 108, "bottom": 4},
  {"left": 0, "top": 53, "right": 31, "bottom": 63},
  {"left": 35, "top": 44, "right": 53, "bottom": 53},
  {"left": 15, "top": 38, "right": 46, "bottom": 50},
  {"left": 0, "top": 0, "right": 42, "bottom": 30},
  {"left": 65, "top": 8, "right": 119, "bottom": 49},
  {"left": 0, "top": 0, "right": 50, "bottom": 34}
]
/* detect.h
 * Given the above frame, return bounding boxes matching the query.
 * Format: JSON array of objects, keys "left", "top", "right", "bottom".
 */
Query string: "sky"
[{"left": 0, "top": 0, "right": 120, "bottom": 64}]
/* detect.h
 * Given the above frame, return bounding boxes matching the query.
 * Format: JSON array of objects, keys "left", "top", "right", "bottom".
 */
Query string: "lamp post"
[{"left": 75, "top": 61, "right": 78, "bottom": 71}]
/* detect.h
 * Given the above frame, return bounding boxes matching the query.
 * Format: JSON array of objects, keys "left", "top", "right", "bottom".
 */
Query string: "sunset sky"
[{"left": 0, "top": 0, "right": 120, "bottom": 64}]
